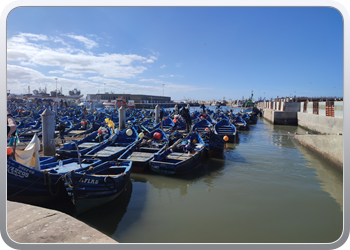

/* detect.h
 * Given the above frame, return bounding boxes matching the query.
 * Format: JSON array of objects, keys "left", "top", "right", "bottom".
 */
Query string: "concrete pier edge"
[
  {"left": 291, "top": 134, "right": 343, "bottom": 172},
  {"left": 259, "top": 107, "right": 343, "bottom": 172},
  {"left": 6, "top": 200, "right": 118, "bottom": 244}
]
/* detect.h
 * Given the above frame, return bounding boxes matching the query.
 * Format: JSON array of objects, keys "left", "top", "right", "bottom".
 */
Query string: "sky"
[{"left": 6, "top": 6, "right": 344, "bottom": 102}]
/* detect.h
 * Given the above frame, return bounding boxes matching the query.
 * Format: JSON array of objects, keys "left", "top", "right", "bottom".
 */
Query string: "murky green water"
[{"left": 75, "top": 109, "right": 343, "bottom": 243}]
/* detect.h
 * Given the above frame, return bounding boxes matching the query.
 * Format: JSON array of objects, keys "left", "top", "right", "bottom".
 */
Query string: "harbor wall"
[
  {"left": 292, "top": 135, "right": 343, "bottom": 172},
  {"left": 261, "top": 108, "right": 297, "bottom": 125},
  {"left": 258, "top": 100, "right": 343, "bottom": 132},
  {"left": 297, "top": 112, "right": 343, "bottom": 135},
  {"left": 134, "top": 103, "right": 199, "bottom": 109}
]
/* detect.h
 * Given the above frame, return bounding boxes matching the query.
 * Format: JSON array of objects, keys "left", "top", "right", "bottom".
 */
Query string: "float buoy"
[
  {"left": 153, "top": 132, "right": 161, "bottom": 140},
  {"left": 7, "top": 147, "right": 13, "bottom": 155}
]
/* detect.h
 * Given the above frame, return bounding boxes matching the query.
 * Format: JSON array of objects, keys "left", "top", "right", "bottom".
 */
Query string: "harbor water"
[{"left": 50, "top": 106, "right": 343, "bottom": 243}]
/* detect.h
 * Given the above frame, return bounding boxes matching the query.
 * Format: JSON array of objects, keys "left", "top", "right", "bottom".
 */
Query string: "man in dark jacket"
[
  {"left": 180, "top": 107, "right": 192, "bottom": 133},
  {"left": 57, "top": 122, "right": 65, "bottom": 143}
]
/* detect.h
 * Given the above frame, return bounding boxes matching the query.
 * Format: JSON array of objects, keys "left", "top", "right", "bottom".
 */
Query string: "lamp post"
[{"left": 55, "top": 78, "right": 58, "bottom": 101}]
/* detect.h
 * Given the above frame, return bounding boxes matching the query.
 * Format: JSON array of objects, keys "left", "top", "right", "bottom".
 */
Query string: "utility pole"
[{"left": 55, "top": 78, "right": 58, "bottom": 101}]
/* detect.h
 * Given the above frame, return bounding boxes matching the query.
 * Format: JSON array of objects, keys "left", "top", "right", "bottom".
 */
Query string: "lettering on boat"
[
  {"left": 7, "top": 166, "right": 30, "bottom": 178},
  {"left": 79, "top": 178, "right": 99, "bottom": 184}
]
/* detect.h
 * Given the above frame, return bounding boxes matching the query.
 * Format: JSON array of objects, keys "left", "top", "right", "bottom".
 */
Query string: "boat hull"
[
  {"left": 150, "top": 150, "right": 205, "bottom": 175},
  {"left": 66, "top": 161, "right": 132, "bottom": 215},
  {"left": 7, "top": 158, "right": 101, "bottom": 204}
]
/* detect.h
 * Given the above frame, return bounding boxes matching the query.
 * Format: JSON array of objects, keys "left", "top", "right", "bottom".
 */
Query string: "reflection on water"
[
  {"left": 76, "top": 181, "right": 134, "bottom": 236},
  {"left": 73, "top": 113, "right": 343, "bottom": 243},
  {"left": 292, "top": 140, "right": 343, "bottom": 211}
]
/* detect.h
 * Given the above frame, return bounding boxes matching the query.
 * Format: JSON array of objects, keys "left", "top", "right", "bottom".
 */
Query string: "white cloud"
[
  {"left": 62, "top": 73, "right": 84, "bottom": 78},
  {"left": 49, "top": 70, "right": 65, "bottom": 74},
  {"left": 20, "top": 33, "right": 49, "bottom": 41},
  {"left": 65, "top": 34, "right": 98, "bottom": 49},
  {"left": 176, "top": 63, "right": 182, "bottom": 67},
  {"left": 7, "top": 33, "right": 150, "bottom": 79},
  {"left": 160, "top": 65, "right": 166, "bottom": 68},
  {"left": 159, "top": 74, "right": 183, "bottom": 78},
  {"left": 6, "top": 33, "right": 177, "bottom": 97}
]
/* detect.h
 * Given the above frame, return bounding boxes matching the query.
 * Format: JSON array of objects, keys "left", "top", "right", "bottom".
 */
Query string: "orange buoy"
[
  {"left": 223, "top": 136, "right": 229, "bottom": 142},
  {"left": 7, "top": 147, "right": 13, "bottom": 155}
]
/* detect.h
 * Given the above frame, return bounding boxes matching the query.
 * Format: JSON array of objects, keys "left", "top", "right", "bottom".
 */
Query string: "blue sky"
[{"left": 6, "top": 7, "right": 343, "bottom": 101}]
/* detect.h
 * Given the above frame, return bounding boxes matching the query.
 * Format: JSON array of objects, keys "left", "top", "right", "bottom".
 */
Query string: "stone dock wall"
[{"left": 257, "top": 101, "right": 343, "bottom": 172}]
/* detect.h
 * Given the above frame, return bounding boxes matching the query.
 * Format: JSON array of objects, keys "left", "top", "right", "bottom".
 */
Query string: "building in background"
[{"left": 86, "top": 93, "right": 172, "bottom": 104}]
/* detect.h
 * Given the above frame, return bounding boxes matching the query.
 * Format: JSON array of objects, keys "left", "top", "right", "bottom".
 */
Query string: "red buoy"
[
  {"left": 153, "top": 132, "right": 161, "bottom": 140},
  {"left": 7, "top": 147, "right": 13, "bottom": 155}
]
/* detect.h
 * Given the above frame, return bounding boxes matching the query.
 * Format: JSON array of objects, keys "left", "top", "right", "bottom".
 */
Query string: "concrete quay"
[
  {"left": 5, "top": 200, "right": 117, "bottom": 244},
  {"left": 291, "top": 134, "right": 343, "bottom": 172},
  {"left": 258, "top": 106, "right": 343, "bottom": 172}
]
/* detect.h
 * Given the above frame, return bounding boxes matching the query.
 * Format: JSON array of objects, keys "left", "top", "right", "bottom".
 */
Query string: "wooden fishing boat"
[
  {"left": 233, "top": 116, "right": 249, "bottom": 130},
  {"left": 214, "top": 118, "right": 237, "bottom": 142},
  {"left": 242, "top": 113, "right": 258, "bottom": 124},
  {"left": 64, "top": 161, "right": 132, "bottom": 215},
  {"left": 149, "top": 132, "right": 205, "bottom": 175},
  {"left": 56, "top": 128, "right": 113, "bottom": 158},
  {"left": 154, "top": 117, "right": 175, "bottom": 131},
  {"left": 201, "top": 131, "right": 225, "bottom": 158},
  {"left": 84, "top": 126, "right": 139, "bottom": 161},
  {"left": 192, "top": 118, "right": 214, "bottom": 135},
  {"left": 7, "top": 158, "right": 102, "bottom": 204},
  {"left": 117, "top": 128, "right": 168, "bottom": 172}
]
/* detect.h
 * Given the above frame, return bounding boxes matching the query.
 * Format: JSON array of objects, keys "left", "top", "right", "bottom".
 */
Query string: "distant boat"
[
  {"left": 69, "top": 88, "right": 81, "bottom": 96},
  {"left": 103, "top": 96, "right": 135, "bottom": 109},
  {"left": 30, "top": 88, "right": 84, "bottom": 100}
]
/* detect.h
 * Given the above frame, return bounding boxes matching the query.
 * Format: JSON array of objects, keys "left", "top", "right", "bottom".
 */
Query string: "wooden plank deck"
[
  {"left": 167, "top": 152, "right": 192, "bottom": 161},
  {"left": 79, "top": 142, "right": 99, "bottom": 148},
  {"left": 67, "top": 130, "right": 86, "bottom": 136},
  {"left": 128, "top": 151, "right": 155, "bottom": 161},
  {"left": 93, "top": 146, "right": 125, "bottom": 157}
]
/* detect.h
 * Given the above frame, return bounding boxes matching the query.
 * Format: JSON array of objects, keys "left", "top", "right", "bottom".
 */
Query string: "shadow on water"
[
  {"left": 9, "top": 181, "right": 136, "bottom": 239},
  {"left": 8, "top": 189, "right": 76, "bottom": 216},
  {"left": 131, "top": 157, "right": 226, "bottom": 195},
  {"left": 74, "top": 181, "right": 134, "bottom": 236}
]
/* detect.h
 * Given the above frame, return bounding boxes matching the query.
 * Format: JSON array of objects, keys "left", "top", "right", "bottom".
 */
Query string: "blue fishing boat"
[
  {"left": 149, "top": 132, "right": 205, "bottom": 175},
  {"left": 56, "top": 127, "right": 113, "bottom": 158},
  {"left": 242, "top": 113, "right": 258, "bottom": 124},
  {"left": 233, "top": 116, "right": 249, "bottom": 130},
  {"left": 192, "top": 118, "right": 213, "bottom": 135},
  {"left": 214, "top": 118, "right": 237, "bottom": 142},
  {"left": 117, "top": 128, "right": 168, "bottom": 172},
  {"left": 172, "top": 117, "right": 187, "bottom": 131},
  {"left": 84, "top": 126, "right": 139, "bottom": 161},
  {"left": 7, "top": 158, "right": 102, "bottom": 204},
  {"left": 154, "top": 117, "right": 175, "bottom": 131},
  {"left": 64, "top": 161, "right": 132, "bottom": 215},
  {"left": 201, "top": 131, "right": 225, "bottom": 158}
]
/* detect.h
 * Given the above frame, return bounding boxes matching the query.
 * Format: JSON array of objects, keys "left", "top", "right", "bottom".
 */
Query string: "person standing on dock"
[
  {"left": 200, "top": 103, "right": 206, "bottom": 114},
  {"left": 57, "top": 122, "right": 66, "bottom": 144},
  {"left": 180, "top": 107, "right": 192, "bottom": 133}
]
